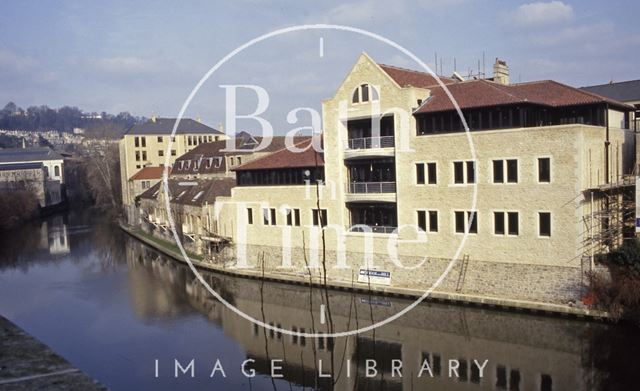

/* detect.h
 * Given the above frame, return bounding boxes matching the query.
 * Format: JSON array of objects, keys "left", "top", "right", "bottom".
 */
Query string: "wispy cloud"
[{"left": 509, "top": 1, "right": 573, "bottom": 27}]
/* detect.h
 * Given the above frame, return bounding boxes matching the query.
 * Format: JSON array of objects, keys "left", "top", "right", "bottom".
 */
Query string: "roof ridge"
[
  {"left": 378, "top": 63, "right": 455, "bottom": 81},
  {"left": 233, "top": 137, "right": 315, "bottom": 169}
]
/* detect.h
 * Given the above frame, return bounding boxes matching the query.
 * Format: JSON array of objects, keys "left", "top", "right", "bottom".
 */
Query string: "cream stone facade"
[
  {"left": 119, "top": 117, "right": 227, "bottom": 223},
  {"left": 212, "top": 53, "right": 635, "bottom": 305}
]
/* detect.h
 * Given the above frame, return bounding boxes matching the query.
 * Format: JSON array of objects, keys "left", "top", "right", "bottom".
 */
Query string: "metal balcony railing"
[
  {"left": 346, "top": 136, "right": 394, "bottom": 150},
  {"left": 348, "top": 181, "right": 396, "bottom": 194},
  {"left": 348, "top": 225, "right": 397, "bottom": 234}
]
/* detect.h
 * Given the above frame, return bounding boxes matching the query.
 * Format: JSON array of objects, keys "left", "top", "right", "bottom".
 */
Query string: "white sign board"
[{"left": 358, "top": 269, "right": 391, "bottom": 286}]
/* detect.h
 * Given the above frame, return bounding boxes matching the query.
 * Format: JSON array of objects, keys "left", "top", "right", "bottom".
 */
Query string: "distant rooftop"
[
  {"left": 0, "top": 147, "right": 63, "bottom": 163},
  {"left": 0, "top": 162, "right": 43, "bottom": 171},
  {"left": 129, "top": 166, "right": 170, "bottom": 181},
  {"left": 581, "top": 80, "right": 640, "bottom": 103},
  {"left": 125, "top": 118, "right": 224, "bottom": 136}
]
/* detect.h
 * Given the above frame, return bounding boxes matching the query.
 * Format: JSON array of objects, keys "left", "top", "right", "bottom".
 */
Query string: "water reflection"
[
  {"left": 0, "top": 213, "right": 638, "bottom": 390},
  {"left": 124, "top": 238, "right": 622, "bottom": 391}
]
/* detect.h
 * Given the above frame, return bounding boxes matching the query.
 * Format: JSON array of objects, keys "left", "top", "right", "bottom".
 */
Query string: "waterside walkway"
[
  {"left": 121, "top": 223, "right": 611, "bottom": 321},
  {"left": 0, "top": 316, "right": 107, "bottom": 391}
]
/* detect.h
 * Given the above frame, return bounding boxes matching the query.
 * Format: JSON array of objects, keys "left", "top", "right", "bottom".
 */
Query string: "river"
[{"left": 0, "top": 211, "right": 638, "bottom": 391}]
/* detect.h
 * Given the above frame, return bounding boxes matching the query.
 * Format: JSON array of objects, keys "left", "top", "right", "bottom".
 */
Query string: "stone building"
[
  {"left": 212, "top": 53, "right": 636, "bottom": 305},
  {"left": 119, "top": 116, "right": 227, "bottom": 223},
  {"left": 0, "top": 147, "right": 66, "bottom": 208}
]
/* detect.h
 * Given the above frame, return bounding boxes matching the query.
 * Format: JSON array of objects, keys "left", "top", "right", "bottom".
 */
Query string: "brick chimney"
[{"left": 492, "top": 58, "right": 509, "bottom": 85}]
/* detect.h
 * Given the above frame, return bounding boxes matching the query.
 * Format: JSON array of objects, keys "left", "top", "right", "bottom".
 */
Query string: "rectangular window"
[
  {"left": 141, "top": 137, "right": 146, "bottom": 147},
  {"left": 270, "top": 208, "right": 277, "bottom": 226},
  {"left": 455, "top": 211, "right": 465, "bottom": 233},
  {"left": 135, "top": 151, "right": 140, "bottom": 161},
  {"left": 429, "top": 210, "right": 438, "bottom": 232},
  {"left": 507, "top": 212, "right": 519, "bottom": 235},
  {"left": 416, "top": 163, "right": 425, "bottom": 184},
  {"left": 417, "top": 210, "right": 426, "bottom": 231},
  {"left": 494, "top": 211, "right": 505, "bottom": 235},
  {"left": 312, "top": 209, "right": 327, "bottom": 227},
  {"left": 493, "top": 160, "right": 504, "bottom": 183},
  {"left": 158, "top": 150, "right": 164, "bottom": 157},
  {"left": 286, "top": 208, "right": 300, "bottom": 226},
  {"left": 454, "top": 161, "right": 464, "bottom": 184},
  {"left": 427, "top": 162, "right": 437, "bottom": 184},
  {"left": 157, "top": 136, "right": 163, "bottom": 142},
  {"left": 134, "top": 137, "right": 139, "bottom": 147},
  {"left": 262, "top": 208, "right": 269, "bottom": 225},
  {"left": 453, "top": 161, "right": 475, "bottom": 184},
  {"left": 171, "top": 150, "right": 176, "bottom": 156},
  {"left": 538, "top": 157, "right": 551, "bottom": 182},
  {"left": 468, "top": 211, "right": 477, "bottom": 233},
  {"left": 539, "top": 212, "right": 551, "bottom": 237},
  {"left": 466, "top": 161, "right": 475, "bottom": 184},
  {"left": 506, "top": 159, "right": 518, "bottom": 183},
  {"left": 247, "top": 208, "right": 253, "bottom": 225},
  {"left": 142, "top": 151, "right": 147, "bottom": 160}
]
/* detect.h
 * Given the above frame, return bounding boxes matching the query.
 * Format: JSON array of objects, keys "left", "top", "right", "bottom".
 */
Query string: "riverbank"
[
  {"left": 120, "top": 223, "right": 611, "bottom": 321},
  {"left": 0, "top": 316, "right": 107, "bottom": 390}
]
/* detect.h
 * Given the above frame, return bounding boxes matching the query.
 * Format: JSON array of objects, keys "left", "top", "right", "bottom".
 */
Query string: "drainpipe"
[{"left": 605, "top": 103, "right": 610, "bottom": 184}]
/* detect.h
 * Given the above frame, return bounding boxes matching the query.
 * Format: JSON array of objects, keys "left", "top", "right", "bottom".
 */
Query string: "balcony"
[
  {"left": 347, "top": 136, "right": 395, "bottom": 150},
  {"left": 344, "top": 136, "right": 395, "bottom": 160},
  {"left": 346, "top": 181, "right": 396, "bottom": 202},
  {"left": 348, "top": 224, "right": 397, "bottom": 234}
]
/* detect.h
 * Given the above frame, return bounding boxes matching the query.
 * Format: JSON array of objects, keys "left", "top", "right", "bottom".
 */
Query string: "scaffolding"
[{"left": 581, "top": 173, "right": 636, "bottom": 267}]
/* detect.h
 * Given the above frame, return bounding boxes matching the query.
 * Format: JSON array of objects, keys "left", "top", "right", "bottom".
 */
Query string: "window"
[
  {"left": 142, "top": 151, "right": 147, "bottom": 160},
  {"left": 286, "top": 208, "right": 301, "bottom": 226},
  {"left": 493, "top": 159, "right": 518, "bottom": 183},
  {"left": 157, "top": 136, "right": 163, "bottom": 142},
  {"left": 417, "top": 210, "right": 426, "bottom": 231},
  {"left": 507, "top": 159, "right": 518, "bottom": 183},
  {"left": 494, "top": 212, "right": 505, "bottom": 235},
  {"left": 237, "top": 157, "right": 242, "bottom": 165},
  {"left": 429, "top": 211, "right": 438, "bottom": 232},
  {"left": 247, "top": 208, "right": 253, "bottom": 224},
  {"left": 540, "top": 374, "right": 553, "bottom": 391},
  {"left": 352, "top": 84, "right": 379, "bottom": 103},
  {"left": 158, "top": 150, "right": 164, "bottom": 157},
  {"left": 508, "top": 212, "right": 519, "bottom": 235},
  {"left": 141, "top": 137, "right": 146, "bottom": 147},
  {"left": 455, "top": 211, "right": 477, "bottom": 234},
  {"left": 135, "top": 151, "right": 140, "bottom": 161},
  {"left": 493, "top": 160, "right": 504, "bottom": 183},
  {"left": 134, "top": 137, "right": 139, "bottom": 147},
  {"left": 312, "top": 209, "right": 328, "bottom": 227},
  {"left": 270, "top": 208, "right": 277, "bottom": 225},
  {"left": 171, "top": 150, "right": 176, "bottom": 156},
  {"left": 494, "top": 211, "right": 519, "bottom": 235},
  {"left": 187, "top": 136, "right": 192, "bottom": 146},
  {"left": 418, "top": 210, "right": 438, "bottom": 232},
  {"left": 427, "top": 162, "right": 437, "bottom": 184},
  {"left": 416, "top": 163, "right": 425, "bottom": 184},
  {"left": 453, "top": 161, "right": 475, "bottom": 184},
  {"left": 539, "top": 212, "right": 551, "bottom": 237},
  {"left": 54, "top": 166, "right": 60, "bottom": 177},
  {"left": 230, "top": 157, "right": 235, "bottom": 166},
  {"left": 538, "top": 157, "right": 551, "bottom": 182}
]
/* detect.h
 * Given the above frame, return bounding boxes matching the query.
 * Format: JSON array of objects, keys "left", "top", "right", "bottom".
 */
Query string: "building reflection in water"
[
  {"left": 125, "top": 238, "right": 614, "bottom": 391},
  {"left": 43, "top": 215, "right": 70, "bottom": 255}
]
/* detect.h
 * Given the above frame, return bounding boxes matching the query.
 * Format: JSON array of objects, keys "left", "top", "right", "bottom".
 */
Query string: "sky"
[{"left": 1, "top": 0, "right": 639, "bottom": 134}]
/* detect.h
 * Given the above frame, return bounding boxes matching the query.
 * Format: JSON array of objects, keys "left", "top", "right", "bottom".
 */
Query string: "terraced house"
[{"left": 213, "top": 53, "right": 636, "bottom": 305}]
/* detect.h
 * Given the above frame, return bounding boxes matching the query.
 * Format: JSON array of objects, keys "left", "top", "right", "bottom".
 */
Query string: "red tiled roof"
[
  {"left": 130, "top": 166, "right": 170, "bottom": 181},
  {"left": 378, "top": 64, "right": 457, "bottom": 89},
  {"left": 233, "top": 138, "right": 323, "bottom": 171},
  {"left": 415, "top": 79, "right": 633, "bottom": 114}
]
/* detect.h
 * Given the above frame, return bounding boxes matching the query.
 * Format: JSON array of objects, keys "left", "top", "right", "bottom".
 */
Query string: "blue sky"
[{"left": 1, "top": 0, "right": 639, "bottom": 133}]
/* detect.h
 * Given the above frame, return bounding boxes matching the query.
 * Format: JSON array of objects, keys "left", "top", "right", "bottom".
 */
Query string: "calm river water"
[{"left": 0, "top": 211, "right": 638, "bottom": 391}]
